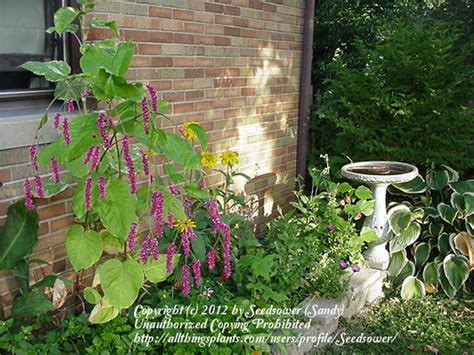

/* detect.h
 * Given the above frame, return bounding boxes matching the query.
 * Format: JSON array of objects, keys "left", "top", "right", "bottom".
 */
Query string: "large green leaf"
[
  {"left": 21, "top": 61, "right": 71, "bottom": 82},
  {"left": 437, "top": 203, "right": 457, "bottom": 224},
  {"left": 65, "top": 225, "right": 103, "bottom": 272},
  {"left": 443, "top": 255, "right": 469, "bottom": 291},
  {"left": 449, "top": 180, "right": 474, "bottom": 194},
  {"left": 88, "top": 297, "right": 119, "bottom": 324},
  {"left": 422, "top": 262, "right": 438, "bottom": 288},
  {"left": 391, "top": 175, "right": 427, "bottom": 194},
  {"left": 414, "top": 242, "right": 430, "bottom": 270},
  {"left": 387, "top": 249, "right": 408, "bottom": 278},
  {"left": 430, "top": 170, "right": 450, "bottom": 190},
  {"left": 113, "top": 41, "right": 134, "bottom": 77},
  {"left": 401, "top": 276, "right": 425, "bottom": 300},
  {"left": 12, "top": 289, "right": 54, "bottom": 318},
  {"left": 438, "top": 233, "right": 451, "bottom": 255},
  {"left": 185, "top": 183, "right": 209, "bottom": 200},
  {"left": 80, "top": 46, "right": 114, "bottom": 76},
  {"left": 392, "top": 260, "right": 415, "bottom": 287},
  {"left": 144, "top": 255, "right": 179, "bottom": 283},
  {"left": 158, "top": 132, "right": 199, "bottom": 169},
  {"left": 97, "top": 179, "right": 138, "bottom": 243},
  {"left": 388, "top": 205, "right": 411, "bottom": 235},
  {"left": 438, "top": 264, "right": 456, "bottom": 298},
  {"left": 51, "top": 7, "right": 79, "bottom": 34},
  {"left": 84, "top": 287, "right": 101, "bottom": 305},
  {"left": 99, "top": 259, "right": 144, "bottom": 309},
  {"left": 389, "top": 222, "right": 420, "bottom": 253},
  {"left": 187, "top": 123, "right": 208, "bottom": 150},
  {"left": 0, "top": 201, "right": 39, "bottom": 270}
]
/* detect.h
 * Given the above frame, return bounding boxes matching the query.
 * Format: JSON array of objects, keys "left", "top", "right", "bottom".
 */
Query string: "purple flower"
[
  {"left": 83, "top": 146, "right": 94, "bottom": 165},
  {"left": 326, "top": 224, "right": 336, "bottom": 232},
  {"left": 140, "top": 149, "right": 150, "bottom": 176},
  {"left": 53, "top": 113, "right": 61, "bottom": 129},
  {"left": 151, "top": 190, "right": 164, "bottom": 237},
  {"left": 184, "top": 197, "right": 193, "bottom": 218},
  {"left": 167, "top": 212, "right": 174, "bottom": 229},
  {"left": 66, "top": 98, "right": 74, "bottom": 113},
  {"left": 168, "top": 184, "right": 178, "bottom": 196},
  {"left": 192, "top": 259, "right": 202, "bottom": 286},
  {"left": 98, "top": 176, "right": 106, "bottom": 200},
  {"left": 62, "top": 117, "right": 71, "bottom": 145},
  {"left": 24, "top": 179, "right": 34, "bottom": 210},
  {"left": 81, "top": 90, "right": 91, "bottom": 98},
  {"left": 122, "top": 135, "right": 137, "bottom": 193},
  {"left": 187, "top": 226, "right": 197, "bottom": 241},
  {"left": 140, "top": 235, "right": 158, "bottom": 264},
  {"left": 207, "top": 199, "right": 222, "bottom": 235},
  {"left": 207, "top": 248, "right": 217, "bottom": 270},
  {"left": 50, "top": 157, "right": 60, "bottom": 183},
  {"left": 166, "top": 243, "right": 177, "bottom": 274},
  {"left": 84, "top": 175, "right": 92, "bottom": 210},
  {"left": 141, "top": 97, "right": 150, "bottom": 134},
  {"left": 199, "top": 179, "right": 205, "bottom": 189},
  {"left": 221, "top": 223, "right": 232, "bottom": 280},
  {"left": 127, "top": 222, "right": 138, "bottom": 251},
  {"left": 29, "top": 144, "right": 39, "bottom": 173},
  {"left": 339, "top": 260, "right": 349, "bottom": 270},
  {"left": 97, "top": 112, "right": 111, "bottom": 149},
  {"left": 181, "top": 233, "right": 191, "bottom": 257},
  {"left": 182, "top": 264, "right": 191, "bottom": 296},
  {"left": 34, "top": 175, "right": 45, "bottom": 199},
  {"left": 351, "top": 265, "right": 361, "bottom": 272},
  {"left": 146, "top": 83, "right": 158, "bottom": 112},
  {"left": 89, "top": 145, "right": 101, "bottom": 172}
]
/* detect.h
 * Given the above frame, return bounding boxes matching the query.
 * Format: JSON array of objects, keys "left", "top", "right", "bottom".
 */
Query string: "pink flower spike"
[
  {"left": 98, "top": 176, "right": 106, "bottom": 200},
  {"left": 141, "top": 97, "right": 150, "bottom": 134},
  {"left": 207, "top": 248, "right": 216, "bottom": 270},
  {"left": 166, "top": 244, "right": 177, "bottom": 274},
  {"left": 29, "top": 144, "right": 39, "bottom": 173},
  {"left": 66, "top": 98, "right": 74, "bottom": 113},
  {"left": 127, "top": 222, "right": 138, "bottom": 251},
  {"left": 167, "top": 212, "right": 174, "bottom": 229},
  {"left": 50, "top": 157, "right": 60, "bottom": 183},
  {"left": 146, "top": 83, "right": 158, "bottom": 112},
  {"left": 181, "top": 233, "right": 191, "bottom": 257},
  {"left": 24, "top": 179, "right": 34, "bottom": 210},
  {"left": 122, "top": 135, "right": 137, "bottom": 193},
  {"left": 83, "top": 146, "right": 94, "bottom": 165},
  {"left": 199, "top": 179, "right": 205, "bottom": 189},
  {"left": 182, "top": 264, "right": 191, "bottom": 296},
  {"left": 151, "top": 190, "right": 164, "bottom": 237},
  {"left": 62, "top": 117, "right": 71, "bottom": 145},
  {"left": 89, "top": 145, "right": 101, "bottom": 172},
  {"left": 192, "top": 259, "right": 202, "bottom": 286},
  {"left": 97, "top": 112, "right": 111, "bottom": 149},
  {"left": 168, "top": 184, "right": 178, "bottom": 196},
  {"left": 221, "top": 223, "right": 232, "bottom": 280},
  {"left": 84, "top": 175, "right": 92, "bottom": 210},
  {"left": 34, "top": 175, "right": 45, "bottom": 199},
  {"left": 140, "top": 149, "right": 150, "bottom": 176},
  {"left": 53, "top": 113, "right": 61, "bottom": 129}
]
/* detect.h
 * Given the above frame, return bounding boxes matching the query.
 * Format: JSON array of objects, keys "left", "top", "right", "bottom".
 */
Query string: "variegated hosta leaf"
[
  {"left": 389, "top": 222, "right": 421, "bottom": 253},
  {"left": 453, "top": 232, "right": 474, "bottom": 270},
  {"left": 388, "top": 205, "right": 412, "bottom": 235},
  {"left": 401, "top": 276, "right": 425, "bottom": 300}
]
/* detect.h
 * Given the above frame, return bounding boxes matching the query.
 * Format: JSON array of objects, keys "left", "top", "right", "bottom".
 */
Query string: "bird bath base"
[{"left": 341, "top": 161, "right": 418, "bottom": 270}]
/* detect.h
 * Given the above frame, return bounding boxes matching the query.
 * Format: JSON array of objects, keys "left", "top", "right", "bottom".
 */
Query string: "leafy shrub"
[
  {"left": 314, "top": 17, "right": 474, "bottom": 171},
  {"left": 234, "top": 163, "right": 378, "bottom": 304},
  {"left": 386, "top": 166, "right": 473, "bottom": 299}
]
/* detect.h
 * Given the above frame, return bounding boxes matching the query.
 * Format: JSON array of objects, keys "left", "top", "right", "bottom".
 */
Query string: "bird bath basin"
[{"left": 341, "top": 161, "right": 418, "bottom": 270}]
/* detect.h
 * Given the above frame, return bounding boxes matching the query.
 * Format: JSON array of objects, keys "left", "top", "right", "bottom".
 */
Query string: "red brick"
[
  {"left": 50, "top": 215, "right": 74, "bottom": 233},
  {"left": 263, "top": 3, "right": 277, "bottom": 12},
  {"left": 204, "top": 2, "right": 224, "bottom": 13},
  {"left": 38, "top": 202, "right": 65, "bottom": 220},
  {"left": 224, "top": 26, "right": 241, "bottom": 36},
  {"left": 150, "top": 32, "right": 173, "bottom": 43},
  {"left": 173, "top": 33, "right": 195, "bottom": 44},
  {"left": 215, "top": 37, "right": 231, "bottom": 46},
  {"left": 149, "top": 7, "right": 173, "bottom": 18},
  {"left": 174, "top": 103, "right": 195, "bottom": 114},
  {"left": 137, "top": 43, "right": 162, "bottom": 55},
  {"left": 249, "top": 0, "right": 263, "bottom": 10},
  {"left": 185, "top": 69, "right": 204, "bottom": 78},
  {"left": 173, "top": 9, "right": 194, "bottom": 21},
  {"left": 224, "top": 6, "right": 240, "bottom": 15},
  {"left": 151, "top": 57, "right": 174, "bottom": 67},
  {"left": 0, "top": 169, "right": 11, "bottom": 184}
]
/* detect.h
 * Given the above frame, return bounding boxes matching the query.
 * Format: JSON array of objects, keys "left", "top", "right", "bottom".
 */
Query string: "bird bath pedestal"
[{"left": 341, "top": 161, "right": 418, "bottom": 270}]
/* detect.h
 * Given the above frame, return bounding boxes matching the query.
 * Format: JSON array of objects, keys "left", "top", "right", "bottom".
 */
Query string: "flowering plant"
[{"left": 21, "top": 1, "right": 239, "bottom": 323}]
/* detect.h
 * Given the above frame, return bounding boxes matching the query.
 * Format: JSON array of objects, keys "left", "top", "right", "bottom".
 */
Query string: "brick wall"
[{"left": 0, "top": 0, "right": 304, "bottom": 316}]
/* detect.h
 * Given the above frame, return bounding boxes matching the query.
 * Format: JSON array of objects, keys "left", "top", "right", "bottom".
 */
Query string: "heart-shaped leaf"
[
  {"left": 389, "top": 222, "right": 420, "bottom": 253},
  {"left": 414, "top": 242, "right": 430, "bottom": 270},
  {"left": 388, "top": 205, "right": 411, "bottom": 235},
  {"left": 443, "top": 255, "right": 469, "bottom": 291},
  {"left": 66, "top": 225, "right": 103, "bottom": 271},
  {"left": 401, "top": 276, "right": 425, "bottom": 300}
]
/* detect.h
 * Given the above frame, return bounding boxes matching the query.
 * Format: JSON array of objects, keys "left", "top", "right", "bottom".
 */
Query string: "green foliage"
[
  {"left": 314, "top": 17, "right": 474, "bottom": 171},
  {"left": 65, "top": 225, "right": 103, "bottom": 271},
  {"left": 387, "top": 167, "right": 473, "bottom": 299}
]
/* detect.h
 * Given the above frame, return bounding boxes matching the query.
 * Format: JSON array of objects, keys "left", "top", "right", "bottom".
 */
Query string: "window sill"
[{"left": 0, "top": 111, "right": 59, "bottom": 150}]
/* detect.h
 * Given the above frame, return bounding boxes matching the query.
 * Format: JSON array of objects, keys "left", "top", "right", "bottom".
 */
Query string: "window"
[{"left": 0, "top": 0, "right": 78, "bottom": 102}]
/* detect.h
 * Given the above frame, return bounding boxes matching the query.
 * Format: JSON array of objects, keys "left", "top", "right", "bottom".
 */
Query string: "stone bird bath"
[{"left": 341, "top": 161, "right": 418, "bottom": 270}]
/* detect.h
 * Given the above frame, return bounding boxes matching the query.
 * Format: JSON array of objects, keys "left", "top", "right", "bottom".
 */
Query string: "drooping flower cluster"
[
  {"left": 182, "top": 264, "right": 191, "bottom": 296},
  {"left": 168, "top": 184, "right": 178, "bottom": 196},
  {"left": 29, "top": 144, "right": 39, "bottom": 173},
  {"left": 97, "top": 112, "right": 111, "bottom": 148},
  {"left": 53, "top": 113, "right": 61, "bottom": 129},
  {"left": 140, "top": 149, "right": 150, "bottom": 176},
  {"left": 184, "top": 197, "right": 193, "bottom": 218},
  {"left": 34, "top": 175, "right": 45, "bottom": 199},
  {"left": 127, "top": 222, "right": 138, "bottom": 251},
  {"left": 221, "top": 223, "right": 232, "bottom": 280},
  {"left": 66, "top": 98, "right": 74, "bottom": 113},
  {"left": 85, "top": 145, "right": 101, "bottom": 173},
  {"left": 50, "top": 157, "right": 60, "bottom": 183},
  {"left": 141, "top": 97, "right": 150, "bottom": 134},
  {"left": 98, "top": 176, "right": 106, "bottom": 200},
  {"left": 181, "top": 233, "right": 191, "bottom": 256},
  {"left": 166, "top": 243, "right": 177, "bottom": 274},
  {"left": 140, "top": 235, "right": 158, "bottom": 264},
  {"left": 62, "top": 117, "right": 71, "bottom": 145},
  {"left": 167, "top": 212, "right": 174, "bottom": 228},
  {"left": 84, "top": 175, "right": 93, "bottom": 210},
  {"left": 146, "top": 83, "right": 158, "bottom": 112},
  {"left": 151, "top": 190, "right": 164, "bottom": 237},
  {"left": 122, "top": 135, "right": 137, "bottom": 193},
  {"left": 192, "top": 259, "right": 202, "bottom": 286},
  {"left": 207, "top": 247, "right": 217, "bottom": 270},
  {"left": 24, "top": 179, "right": 34, "bottom": 210}
]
